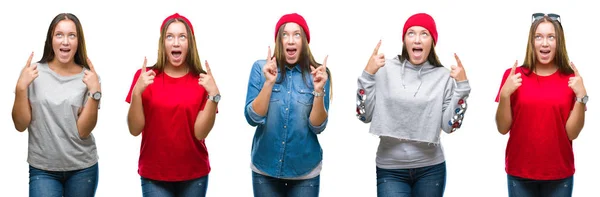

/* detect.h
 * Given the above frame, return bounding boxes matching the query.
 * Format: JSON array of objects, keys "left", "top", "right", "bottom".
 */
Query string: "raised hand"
[
  {"left": 450, "top": 53, "right": 467, "bottom": 82},
  {"left": 310, "top": 55, "right": 329, "bottom": 93},
  {"left": 199, "top": 60, "right": 220, "bottom": 95},
  {"left": 263, "top": 46, "right": 278, "bottom": 84},
  {"left": 568, "top": 62, "right": 587, "bottom": 98},
  {"left": 365, "top": 40, "right": 385, "bottom": 74},
  {"left": 83, "top": 58, "right": 101, "bottom": 92},
  {"left": 500, "top": 60, "right": 522, "bottom": 98},
  {"left": 16, "top": 52, "right": 39, "bottom": 90},
  {"left": 133, "top": 57, "right": 155, "bottom": 95}
]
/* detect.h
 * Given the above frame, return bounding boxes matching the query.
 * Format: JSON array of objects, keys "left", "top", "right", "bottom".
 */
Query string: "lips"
[
  {"left": 171, "top": 50, "right": 183, "bottom": 62},
  {"left": 286, "top": 48, "right": 297, "bottom": 56},
  {"left": 412, "top": 47, "right": 423, "bottom": 57},
  {"left": 539, "top": 49, "right": 551, "bottom": 60}
]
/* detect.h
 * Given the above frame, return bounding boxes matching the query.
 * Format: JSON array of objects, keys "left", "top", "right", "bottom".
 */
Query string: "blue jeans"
[
  {"left": 507, "top": 174, "right": 573, "bottom": 197},
  {"left": 252, "top": 171, "right": 320, "bottom": 197},
  {"left": 376, "top": 162, "right": 446, "bottom": 197},
  {"left": 29, "top": 163, "right": 99, "bottom": 197},
  {"left": 141, "top": 175, "right": 209, "bottom": 197}
]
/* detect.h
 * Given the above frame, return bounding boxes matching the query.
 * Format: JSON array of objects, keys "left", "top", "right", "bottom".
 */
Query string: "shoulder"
[{"left": 253, "top": 59, "right": 267, "bottom": 68}]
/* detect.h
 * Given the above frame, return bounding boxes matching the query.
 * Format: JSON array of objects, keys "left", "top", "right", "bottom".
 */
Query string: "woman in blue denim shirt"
[{"left": 244, "top": 13, "right": 332, "bottom": 196}]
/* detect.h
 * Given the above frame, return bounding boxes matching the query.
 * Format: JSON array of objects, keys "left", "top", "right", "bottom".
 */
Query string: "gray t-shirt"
[{"left": 27, "top": 63, "right": 99, "bottom": 171}]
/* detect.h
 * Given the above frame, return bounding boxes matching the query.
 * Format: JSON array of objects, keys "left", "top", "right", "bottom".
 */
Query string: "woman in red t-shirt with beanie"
[
  {"left": 495, "top": 13, "right": 587, "bottom": 197},
  {"left": 125, "top": 13, "right": 220, "bottom": 197}
]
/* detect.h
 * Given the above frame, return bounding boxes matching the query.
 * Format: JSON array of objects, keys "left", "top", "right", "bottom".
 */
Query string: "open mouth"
[
  {"left": 412, "top": 47, "right": 423, "bottom": 56},
  {"left": 59, "top": 48, "right": 71, "bottom": 53},
  {"left": 171, "top": 50, "right": 182, "bottom": 58},
  {"left": 286, "top": 48, "right": 297, "bottom": 56},
  {"left": 540, "top": 49, "right": 551, "bottom": 55}
]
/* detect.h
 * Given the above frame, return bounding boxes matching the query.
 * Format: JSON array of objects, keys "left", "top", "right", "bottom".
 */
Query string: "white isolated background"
[{"left": 1, "top": 0, "right": 597, "bottom": 196}]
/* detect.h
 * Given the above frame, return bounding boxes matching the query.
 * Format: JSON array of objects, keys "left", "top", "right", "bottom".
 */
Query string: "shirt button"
[
  {"left": 282, "top": 141, "right": 285, "bottom": 144},
  {"left": 279, "top": 159, "right": 282, "bottom": 162},
  {"left": 284, "top": 125, "right": 287, "bottom": 129},
  {"left": 285, "top": 108, "right": 288, "bottom": 111},
  {"left": 288, "top": 91, "right": 291, "bottom": 94},
  {"left": 288, "top": 76, "right": 291, "bottom": 78}
]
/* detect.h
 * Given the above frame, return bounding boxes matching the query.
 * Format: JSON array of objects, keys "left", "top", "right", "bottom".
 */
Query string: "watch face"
[
  {"left": 93, "top": 92, "right": 102, "bottom": 100},
  {"left": 583, "top": 96, "right": 588, "bottom": 103},
  {"left": 214, "top": 95, "right": 221, "bottom": 102}
]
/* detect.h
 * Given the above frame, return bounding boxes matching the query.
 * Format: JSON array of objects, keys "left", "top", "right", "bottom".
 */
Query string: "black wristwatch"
[
  {"left": 88, "top": 91, "right": 102, "bottom": 101},
  {"left": 208, "top": 94, "right": 221, "bottom": 103}
]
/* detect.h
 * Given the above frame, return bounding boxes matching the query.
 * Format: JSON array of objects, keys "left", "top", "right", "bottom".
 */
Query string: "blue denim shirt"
[{"left": 244, "top": 60, "right": 331, "bottom": 179}]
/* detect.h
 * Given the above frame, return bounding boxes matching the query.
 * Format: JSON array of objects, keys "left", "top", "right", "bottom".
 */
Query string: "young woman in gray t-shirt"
[{"left": 11, "top": 13, "right": 101, "bottom": 197}]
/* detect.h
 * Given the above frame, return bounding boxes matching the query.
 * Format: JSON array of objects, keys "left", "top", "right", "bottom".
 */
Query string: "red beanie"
[
  {"left": 275, "top": 13, "right": 310, "bottom": 43},
  {"left": 402, "top": 13, "right": 437, "bottom": 44},
  {"left": 161, "top": 13, "right": 194, "bottom": 35}
]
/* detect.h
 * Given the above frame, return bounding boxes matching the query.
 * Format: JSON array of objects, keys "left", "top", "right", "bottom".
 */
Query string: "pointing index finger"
[
  {"left": 454, "top": 53, "right": 463, "bottom": 67},
  {"left": 372, "top": 40, "right": 381, "bottom": 56},
  {"left": 26, "top": 51, "right": 34, "bottom": 68},
  {"left": 86, "top": 57, "right": 96, "bottom": 73},
  {"left": 142, "top": 56, "right": 147, "bottom": 72},
  {"left": 510, "top": 60, "right": 518, "bottom": 75},
  {"left": 205, "top": 60, "right": 212, "bottom": 75},
  {"left": 570, "top": 62, "right": 580, "bottom": 76},
  {"left": 267, "top": 46, "right": 272, "bottom": 61}
]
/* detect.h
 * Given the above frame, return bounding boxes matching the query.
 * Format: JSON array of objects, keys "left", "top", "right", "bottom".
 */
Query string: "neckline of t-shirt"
[
  {"left": 161, "top": 70, "right": 192, "bottom": 79},
  {"left": 41, "top": 62, "right": 85, "bottom": 79}
]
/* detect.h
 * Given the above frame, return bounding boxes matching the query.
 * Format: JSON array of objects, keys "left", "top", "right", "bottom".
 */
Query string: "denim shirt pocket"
[
  {"left": 296, "top": 87, "right": 314, "bottom": 106},
  {"left": 270, "top": 84, "right": 283, "bottom": 102}
]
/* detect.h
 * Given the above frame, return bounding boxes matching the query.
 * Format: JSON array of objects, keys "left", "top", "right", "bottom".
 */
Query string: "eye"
[
  {"left": 166, "top": 35, "right": 173, "bottom": 39},
  {"left": 535, "top": 35, "right": 542, "bottom": 40},
  {"left": 548, "top": 35, "right": 555, "bottom": 40},
  {"left": 282, "top": 33, "right": 288, "bottom": 37},
  {"left": 408, "top": 32, "right": 415, "bottom": 36},
  {"left": 69, "top": 34, "right": 76, "bottom": 39},
  {"left": 179, "top": 35, "right": 186, "bottom": 40},
  {"left": 294, "top": 33, "right": 301, "bottom": 37},
  {"left": 55, "top": 33, "right": 63, "bottom": 38}
]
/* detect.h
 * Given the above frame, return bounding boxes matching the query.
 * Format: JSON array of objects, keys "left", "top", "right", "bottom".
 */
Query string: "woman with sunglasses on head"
[
  {"left": 244, "top": 13, "right": 331, "bottom": 197},
  {"left": 356, "top": 13, "right": 471, "bottom": 196},
  {"left": 125, "top": 13, "right": 220, "bottom": 197},
  {"left": 12, "top": 13, "right": 101, "bottom": 197},
  {"left": 495, "top": 13, "right": 587, "bottom": 197}
]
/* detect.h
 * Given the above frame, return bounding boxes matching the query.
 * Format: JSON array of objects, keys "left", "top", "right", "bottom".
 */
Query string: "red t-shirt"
[
  {"left": 126, "top": 68, "right": 210, "bottom": 181},
  {"left": 495, "top": 66, "right": 575, "bottom": 180}
]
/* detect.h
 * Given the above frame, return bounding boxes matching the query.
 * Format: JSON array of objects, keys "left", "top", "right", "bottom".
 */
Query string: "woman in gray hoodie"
[{"left": 356, "top": 13, "right": 471, "bottom": 197}]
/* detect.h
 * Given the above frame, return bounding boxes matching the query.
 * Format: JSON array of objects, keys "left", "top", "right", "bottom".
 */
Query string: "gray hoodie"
[{"left": 356, "top": 55, "right": 470, "bottom": 144}]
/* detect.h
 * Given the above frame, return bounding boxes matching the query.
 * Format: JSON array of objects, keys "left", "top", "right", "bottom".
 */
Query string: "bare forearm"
[
  {"left": 566, "top": 102, "right": 585, "bottom": 140},
  {"left": 12, "top": 88, "right": 31, "bottom": 132},
  {"left": 309, "top": 96, "right": 327, "bottom": 126},
  {"left": 194, "top": 100, "right": 217, "bottom": 140},
  {"left": 251, "top": 82, "right": 274, "bottom": 116},
  {"left": 495, "top": 95, "right": 513, "bottom": 135},
  {"left": 76, "top": 99, "right": 99, "bottom": 138},
  {"left": 194, "top": 101, "right": 218, "bottom": 140},
  {"left": 127, "top": 93, "right": 145, "bottom": 136}
]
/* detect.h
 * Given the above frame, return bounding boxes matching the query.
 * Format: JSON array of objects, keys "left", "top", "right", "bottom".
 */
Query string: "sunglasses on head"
[{"left": 532, "top": 13, "right": 561, "bottom": 23}]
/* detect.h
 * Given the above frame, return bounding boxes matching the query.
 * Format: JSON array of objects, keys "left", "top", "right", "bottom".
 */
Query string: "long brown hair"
[
  {"left": 399, "top": 42, "right": 442, "bottom": 67},
  {"left": 273, "top": 23, "right": 333, "bottom": 99},
  {"left": 39, "top": 13, "right": 89, "bottom": 69},
  {"left": 153, "top": 18, "right": 205, "bottom": 75},
  {"left": 523, "top": 16, "right": 573, "bottom": 76}
]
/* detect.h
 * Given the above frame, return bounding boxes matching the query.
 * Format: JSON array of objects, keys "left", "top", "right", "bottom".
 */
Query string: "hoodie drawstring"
[{"left": 400, "top": 60, "right": 424, "bottom": 97}]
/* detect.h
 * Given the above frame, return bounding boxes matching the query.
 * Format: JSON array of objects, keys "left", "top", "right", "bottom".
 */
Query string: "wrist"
[
  {"left": 364, "top": 65, "right": 377, "bottom": 75},
  {"left": 263, "top": 81, "right": 275, "bottom": 89},
  {"left": 16, "top": 84, "right": 28, "bottom": 92}
]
